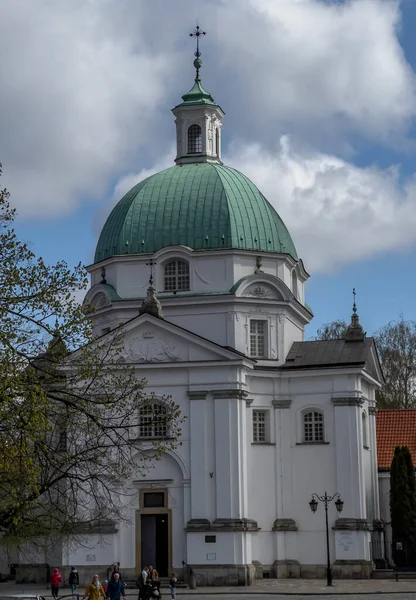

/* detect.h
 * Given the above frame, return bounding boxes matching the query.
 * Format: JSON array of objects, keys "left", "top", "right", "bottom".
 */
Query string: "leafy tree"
[
  {"left": 390, "top": 446, "right": 416, "bottom": 566},
  {"left": 0, "top": 164, "right": 182, "bottom": 548},
  {"left": 314, "top": 320, "right": 347, "bottom": 341},
  {"left": 375, "top": 317, "right": 416, "bottom": 409}
]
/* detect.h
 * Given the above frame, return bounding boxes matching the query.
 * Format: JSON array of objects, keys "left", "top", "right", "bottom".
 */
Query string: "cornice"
[
  {"left": 187, "top": 391, "right": 208, "bottom": 400},
  {"left": 332, "top": 397, "right": 364, "bottom": 407},
  {"left": 212, "top": 389, "right": 249, "bottom": 400},
  {"left": 272, "top": 398, "right": 292, "bottom": 409}
]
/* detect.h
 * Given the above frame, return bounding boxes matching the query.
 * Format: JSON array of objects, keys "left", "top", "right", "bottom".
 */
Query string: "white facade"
[
  {"left": 74, "top": 252, "right": 383, "bottom": 584},
  {"left": 65, "top": 67, "right": 384, "bottom": 585}
]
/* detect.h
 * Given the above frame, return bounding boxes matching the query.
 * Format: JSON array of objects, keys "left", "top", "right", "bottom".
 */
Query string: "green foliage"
[
  {"left": 390, "top": 446, "right": 416, "bottom": 566},
  {"left": 0, "top": 164, "right": 183, "bottom": 547}
]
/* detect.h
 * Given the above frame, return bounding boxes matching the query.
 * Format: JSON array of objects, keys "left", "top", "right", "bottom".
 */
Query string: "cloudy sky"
[{"left": 1, "top": 0, "right": 416, "bottom": 336}]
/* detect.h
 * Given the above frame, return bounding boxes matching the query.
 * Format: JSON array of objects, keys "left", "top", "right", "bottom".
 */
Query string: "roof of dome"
[{"left": 95, "top": 162, "right": 297, "bottom": 263}]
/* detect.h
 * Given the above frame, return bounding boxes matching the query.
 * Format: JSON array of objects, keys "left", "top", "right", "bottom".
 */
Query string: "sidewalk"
[{"left": 2, "top": 579, "right": 416, "bottom": 596}]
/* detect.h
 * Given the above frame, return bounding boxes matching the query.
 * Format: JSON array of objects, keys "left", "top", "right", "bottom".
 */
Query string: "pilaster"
[{"left": 332, "top": 395, "right": 370, "bottom": 563}]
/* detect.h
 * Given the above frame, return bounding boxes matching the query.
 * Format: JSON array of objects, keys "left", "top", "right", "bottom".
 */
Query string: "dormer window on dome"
[
  {"left": 188, "top": 124, "right": 202, "bottom": 154},
  {"left": 164, "top": 259, "right": 190, "bottom": 292}
]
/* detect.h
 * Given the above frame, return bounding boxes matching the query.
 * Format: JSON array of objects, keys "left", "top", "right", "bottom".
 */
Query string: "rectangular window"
[
  {"left": 250, "top": 320, "right": 268, "bottom": 358},
  {"left": 143, "top": 492, "right": 165, "bottom": 508},
  {"left": 205, "top": 535, "right": 216, "bottom": 543},
  {"left": 139, "top": 404, "right": 168, "bottom": 439},
  {"left": 253, "top": 410, "right": 269, "bottom": 443},
  {"left": 303, "top": 411, "right": 324, "bottom": 442}
]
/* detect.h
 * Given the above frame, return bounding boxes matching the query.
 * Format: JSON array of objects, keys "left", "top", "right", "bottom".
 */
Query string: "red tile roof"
[{"left": 376, "top": 409, "right": 416, "bottom": 469}]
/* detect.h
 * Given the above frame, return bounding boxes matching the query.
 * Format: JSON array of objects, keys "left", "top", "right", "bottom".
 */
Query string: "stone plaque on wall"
[{"left": 337, "top": 532, "right": 355, "bottom": 553}]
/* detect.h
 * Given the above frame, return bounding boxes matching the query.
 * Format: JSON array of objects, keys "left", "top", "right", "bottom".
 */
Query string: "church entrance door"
[
  {"left": 136, "top": 489, "right": 171, "bottom": 577},
  {"left": 141, "top": 514, "right": 169, "bottom": 576}
]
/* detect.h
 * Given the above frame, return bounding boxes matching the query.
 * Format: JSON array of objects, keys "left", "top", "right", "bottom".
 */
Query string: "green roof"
[
  {"left": 178, "top": 79, "right": 216, "bottom": 106},
  {"left": 95, "top": 163, "right": 298, "bottom": 263}
]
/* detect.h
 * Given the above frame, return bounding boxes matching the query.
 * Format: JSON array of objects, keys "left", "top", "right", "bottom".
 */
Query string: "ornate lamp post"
[{"left": 309, "top": 492, "right": 344, "bottom": 586}]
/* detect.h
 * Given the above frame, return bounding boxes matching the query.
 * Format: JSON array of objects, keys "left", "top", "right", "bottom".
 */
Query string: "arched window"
[
  {"left": 164, "top": 260, "right": 190, "bottom": 291},
  {"left": 303, "top": 411, "right": 324, "bottom": 442},
  {"left": 139, "top": 403, "right": 168, "bottom": 439},
  {"left": 215, "top": 128, "right": 220, "bottom": 156},
  {"left": 292, "top": 270, "right": 298, "bottom": 299},
  {"left": 362, "top": 412, "right": 368, "bottom": 448},
  {"left": 188, "top": 124, "right": 202, "bottom": 154}
]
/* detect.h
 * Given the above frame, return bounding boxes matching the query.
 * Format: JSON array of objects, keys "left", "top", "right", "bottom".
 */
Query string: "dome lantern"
[{"left": 172, "top": 25, "right": 224, "bottom": 166}]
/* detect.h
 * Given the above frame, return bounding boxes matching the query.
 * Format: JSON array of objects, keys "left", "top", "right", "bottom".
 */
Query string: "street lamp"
[{"left": 309, "top": 491, "right": 344, "bottom": 587}]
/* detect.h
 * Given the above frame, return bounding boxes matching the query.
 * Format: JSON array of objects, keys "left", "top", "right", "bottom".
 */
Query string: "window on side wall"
[
  {"left": 303, "top": 410, "right": 324, "bottom": 443},
  {"left": 253, "top": 409, "right": 270, "bottom": 443},
  {"left": 164, "top": 260, "right": 190, "bottom": 292},
  {"left": 250, "top": 319, "right": 268, "bottom": 358}
]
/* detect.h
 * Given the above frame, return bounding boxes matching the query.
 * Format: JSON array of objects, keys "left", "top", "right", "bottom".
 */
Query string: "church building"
[{"left": 74, "top": 37, "right": 384, "bottom": 585}]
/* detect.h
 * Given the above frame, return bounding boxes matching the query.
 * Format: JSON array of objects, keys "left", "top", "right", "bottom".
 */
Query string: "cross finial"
[
  {"left": 352, "top": 288, "right": 357, "bottom": 314},
  {"left": 146, "top": 259, "right": 156, "bottom": 287},
  {"left": 189, "top": 23, "right": 206, "bottom": 81}
]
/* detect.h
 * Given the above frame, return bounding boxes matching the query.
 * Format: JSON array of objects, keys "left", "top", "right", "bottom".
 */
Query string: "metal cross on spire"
[
  {"left": 352, "top": 288, "right": 357, "bottom": 314},
  {"left": 146, "top": 259, "right": 156, "bottom": 287},
  {"left": 189, "top": 23, "right": 206, "bottom": 80}
]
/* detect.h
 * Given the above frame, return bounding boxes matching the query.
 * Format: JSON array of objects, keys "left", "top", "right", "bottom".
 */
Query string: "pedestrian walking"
[
  {"left": 50, "top": 568, "right": 62, "bottom": 600},
  {"left": 169, "top": 573, "right": 177, "bottom": 600},
  {"left": 107, "top": 572, "right": 126, "bottom": 600},
  {"left": 110, "top": 565, "right": 123, "bottom": 582},
  {"left": 69, "top": 566, "right": 79, "bottom": 598},
  {"left": 83, "top": 574, "right": 107, "bottom": 600}
]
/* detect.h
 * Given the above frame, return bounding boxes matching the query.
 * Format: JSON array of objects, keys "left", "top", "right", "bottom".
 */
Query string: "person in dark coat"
[
  {"left": 110, "top": 565, "right": 123, "bottom": 582},
  {"left": 69, "top": 567, "right": 79, "bottom": 598},
  {"left": 107, "top": 573, "right": 126, "bottom": 600}
]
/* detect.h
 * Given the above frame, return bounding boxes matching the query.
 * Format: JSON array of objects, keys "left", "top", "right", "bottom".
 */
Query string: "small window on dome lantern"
[
  {"left": 215, "top": 128, "right": 219, "bottom": 156},
  {"left": 188, "top": 124, "right": 202, "bottom": 154}
]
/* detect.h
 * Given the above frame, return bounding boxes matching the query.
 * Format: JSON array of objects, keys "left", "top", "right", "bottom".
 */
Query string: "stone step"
[
  {"left": 123, "top": 579, "right": 187, "bottom": 589},
  {"left": 371, "top": 569, "right": 394, "bottom": 579}
]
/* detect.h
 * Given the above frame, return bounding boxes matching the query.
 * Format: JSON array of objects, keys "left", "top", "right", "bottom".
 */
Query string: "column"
[
  {"left": 188, "top": 391, "right": 210, "bottom": 520},
  {"left": 272, "top": 398, "right": 299, "bottom": 578},
  {"left": 332, "top": 396, "right": 371, "bottom": 574}
]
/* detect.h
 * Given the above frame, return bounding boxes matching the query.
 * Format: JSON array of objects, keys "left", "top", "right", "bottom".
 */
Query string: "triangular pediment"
[{"left": 111, "top": 314, "right": 249, "bottom": 365}]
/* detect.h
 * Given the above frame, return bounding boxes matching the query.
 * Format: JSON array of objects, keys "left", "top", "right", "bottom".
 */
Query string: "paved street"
[
  {"left": 3, "top": 579, "right": 416, "bottom": 599},
  {"left": 192, "top": 596, "right": 416, "bottom": 600}
]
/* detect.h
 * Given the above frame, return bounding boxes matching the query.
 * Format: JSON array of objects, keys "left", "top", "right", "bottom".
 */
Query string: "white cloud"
[
  {"left": 0, "top": 0, "right": 415, "bottom": 221},
  {"left": 217, "top": 0, "right": 416, "bottom": 144},
  {"left": 226, "top": 137, "right": 416, "bottom": 272},
  {"left": 0, "top": 1, "right": 177, "bottom": 217}
]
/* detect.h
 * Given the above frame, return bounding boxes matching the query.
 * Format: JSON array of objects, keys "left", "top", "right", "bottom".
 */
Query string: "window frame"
[
  {"left": 292, "top": 269, "right": 298, "bottom": 299},
  {"left": 188, "top": 124, "right": 202, "bottom": 154},
  {"left": 163, "top": 259, "right": 190, "bottom": 292},
  {"left": 252, "top": 409, "right": 270, "bottom": 444},
  {"left": 302, "top": 410, "right": 325, "bottom": 443},
  {"left": 138, "top": 403, "right": 170, "bottom": 439},
  {"left": 249, "top": 319, "right": 268, "bottom": 359}
]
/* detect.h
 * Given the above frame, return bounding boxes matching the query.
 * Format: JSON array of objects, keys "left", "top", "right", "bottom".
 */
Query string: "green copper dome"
[{"left": 95, "top": 163, "right": 297, "bottom": 263}]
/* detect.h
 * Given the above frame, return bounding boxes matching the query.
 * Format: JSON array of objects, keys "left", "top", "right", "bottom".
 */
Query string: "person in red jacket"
[{"left": 50, "top": 568, "right": 62, "bottom": 600}]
